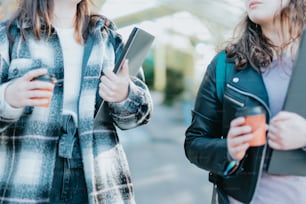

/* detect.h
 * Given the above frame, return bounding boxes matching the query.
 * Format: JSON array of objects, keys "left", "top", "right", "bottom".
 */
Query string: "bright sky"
[
  {"left": 101, "top": 0, "right": 161, "bottom": 18},
  {"left": 100, "top": 0, "right": 244, "bottom": 85}
]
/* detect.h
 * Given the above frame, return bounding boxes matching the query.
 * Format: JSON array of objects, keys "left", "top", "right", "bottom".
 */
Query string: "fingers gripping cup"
[
  {"left": 236, "top": 106, "right": 267, "bottom": 147},
  {"left": 33, "top": 74, "right": 56, "bottom": 108}
]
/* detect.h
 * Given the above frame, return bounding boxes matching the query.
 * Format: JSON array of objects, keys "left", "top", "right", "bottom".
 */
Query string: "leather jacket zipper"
[
  {"left": 227, "top": 83, "right": 270, "bottom": 202},
  {"left": 251, "top": 144, "right": 267, "bottom": 202},
  {"left": 227, "top": 84, "right": 271, "bottom": 120},
  {"left": 224, "top": 94, "right": 245, "bottom": 107}
]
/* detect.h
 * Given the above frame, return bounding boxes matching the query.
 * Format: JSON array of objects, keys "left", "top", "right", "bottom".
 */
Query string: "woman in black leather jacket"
[{"left": 185, "top": 0, "right": 306, "bottom": 203}]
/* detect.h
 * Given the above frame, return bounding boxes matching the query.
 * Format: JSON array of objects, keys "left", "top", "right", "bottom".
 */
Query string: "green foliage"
[
  {"left": 142, "top": 59, "right": 154, "bottom": 89},
  {"left": 164, "top": 68, "right": 184, "bottom": 106}
]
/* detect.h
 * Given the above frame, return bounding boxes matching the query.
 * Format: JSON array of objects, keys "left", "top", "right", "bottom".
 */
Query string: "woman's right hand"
[
  {"left": 227, "top": 117, "right": 253, "bottom": 161},
  {"left": 5, "top": 68, "right": 55, "bottom": 108}
]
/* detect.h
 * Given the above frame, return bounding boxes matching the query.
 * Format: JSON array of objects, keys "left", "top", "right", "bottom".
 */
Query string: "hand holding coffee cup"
[
  {"left": 236, "top": 106, "right": 267, "bottom": 147},
  {"left": 32, "top": 73, "right": 56, "bottom": 108},
  {"left": 5, "top": 68, "right": 56, "bottom": 108}
]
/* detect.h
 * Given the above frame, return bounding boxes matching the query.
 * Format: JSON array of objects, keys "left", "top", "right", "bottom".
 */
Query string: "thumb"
[
  {"left": 270, "top": 111, "right": 291, "bottom": 122},
  {"left": 118, "top": 60, "right": 129, "bottom": 77},
  {"left": 23, "top": 68, "right": 48, "bottom": 81}
]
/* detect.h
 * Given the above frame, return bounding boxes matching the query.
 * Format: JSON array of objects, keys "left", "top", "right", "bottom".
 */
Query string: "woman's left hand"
[
  {"left": 267, "top": 111, "right": 306, "bottom": 150},
  {"left": 99, "top": 60, "right": 130, "bottom": 103}
]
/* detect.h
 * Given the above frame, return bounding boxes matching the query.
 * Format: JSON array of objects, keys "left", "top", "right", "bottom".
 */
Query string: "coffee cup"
[
  {"left": 33, "top": 74, "right": 56, "bottom": 108},
  {"left": 236, "top": 106, "right": 266, "bottom": 147}
]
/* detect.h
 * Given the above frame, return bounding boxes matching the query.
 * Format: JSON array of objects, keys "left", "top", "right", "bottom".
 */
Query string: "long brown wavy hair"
[
  {"left": 6, "top": 0, "right": 106, "bottom": 44},
  {"left": 224, "top": 0, "right": 306, "bottom": 71}
]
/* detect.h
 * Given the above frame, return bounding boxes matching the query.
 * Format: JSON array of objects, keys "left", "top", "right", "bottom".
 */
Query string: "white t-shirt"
[
  {"left": 0, "top": 27, "right": 84, "bottom": 126},
  {"left": 55, "top": 27, "right": 84, "bottom": 125}
]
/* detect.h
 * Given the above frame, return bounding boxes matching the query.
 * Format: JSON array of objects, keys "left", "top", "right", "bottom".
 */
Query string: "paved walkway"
[{"left": 118, "top": 92, "right": 212, "bottom": 204}]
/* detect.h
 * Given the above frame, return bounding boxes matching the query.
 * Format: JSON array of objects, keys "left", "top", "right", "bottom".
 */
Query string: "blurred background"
[{"left": 0, "top": 1, "right": 244, "bottom": 203}]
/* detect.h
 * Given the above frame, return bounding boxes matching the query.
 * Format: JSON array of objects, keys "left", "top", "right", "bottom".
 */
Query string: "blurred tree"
[{"left": 164, "top": 68, "right": 184, "bottom": 106}]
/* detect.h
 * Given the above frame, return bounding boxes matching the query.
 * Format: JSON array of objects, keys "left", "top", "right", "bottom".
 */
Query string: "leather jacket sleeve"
[{"left": 184, "top": 55, "right": 229, "bottom": 176}]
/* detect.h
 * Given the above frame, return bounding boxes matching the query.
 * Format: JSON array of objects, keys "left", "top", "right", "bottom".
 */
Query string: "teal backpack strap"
[{"left": 215, "top": 51, "right": 232, "bottom": 103}]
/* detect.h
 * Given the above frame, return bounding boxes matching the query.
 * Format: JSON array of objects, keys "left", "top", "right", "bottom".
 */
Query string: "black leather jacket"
[{"left": 184, "top": 52, "right": 271, "bottom": 203}]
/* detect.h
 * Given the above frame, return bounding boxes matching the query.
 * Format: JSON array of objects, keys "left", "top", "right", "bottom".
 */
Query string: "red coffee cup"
[
  {"left": 32, "top": 74, "right": 56, "bottom": 108},
  {"left": 236, "top": 106, "right": 266, "bottom": 147}
]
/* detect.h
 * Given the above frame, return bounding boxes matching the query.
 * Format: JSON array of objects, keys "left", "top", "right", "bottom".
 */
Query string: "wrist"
[
  {"left": 116, "top": 81, "right": 130, "bottom": 103},
  {"left": 0, "top": 83, "right": 23, "bottom": 119},
  {"left": 227, "top": 151, "right": 236, "bottom": 161},
  {"left": 4, "top": 83, "right": 15, "bottom": 108},
  {"left": 224, "top": 152, "right": 240, "bottom": 176}
]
